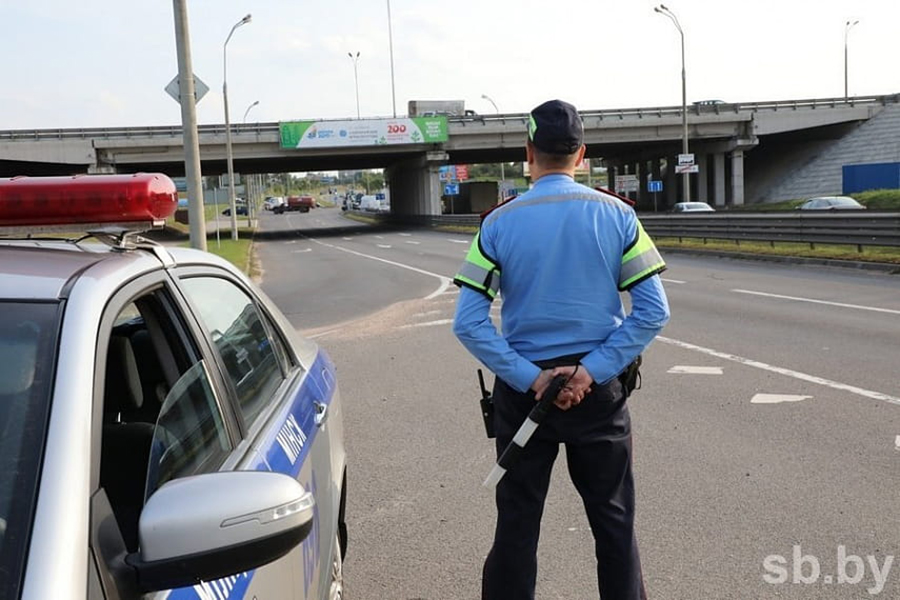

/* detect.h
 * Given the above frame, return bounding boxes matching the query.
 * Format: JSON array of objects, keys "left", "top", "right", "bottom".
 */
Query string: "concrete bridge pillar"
[
  {"left": 651, "top": 159, "right": 663, "bottom": 213},
  {"left": 606, "top": 162, "right": 618, "bottom": 191},
  {"left": 637, "top": 160, "right": 649, "bottom": 208},
  {"left": 87, "top": 163, "right": 117, "bottom": 174},
  {"left": 385, "top": 151, "right": 445, "bottom": 216},
  {"left": 730, "top": 150, "right": 745, "bottom": 206},
  {"left": 713, "top": 152, "right": 727, "bottom": 207},
  {"left": 696, "top": 153, "right": 709, "bottom": 203}
]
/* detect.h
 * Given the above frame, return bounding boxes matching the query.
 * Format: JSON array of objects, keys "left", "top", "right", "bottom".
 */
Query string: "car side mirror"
[{"left": 126, "top": 471, "right": 315, "bottom": 592}]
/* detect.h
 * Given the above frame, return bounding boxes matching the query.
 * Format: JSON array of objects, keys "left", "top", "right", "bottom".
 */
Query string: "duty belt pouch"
[
  {"left": 618, "top": 355, "right": 643, "bottom": 397},
  {"left": 477, "top": 369, "right": 496, "bottom": 438}
]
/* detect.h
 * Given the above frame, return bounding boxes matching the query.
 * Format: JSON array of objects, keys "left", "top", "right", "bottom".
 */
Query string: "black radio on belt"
[{"left": 477, "top": 369, "right": 495, "bottom": 438}]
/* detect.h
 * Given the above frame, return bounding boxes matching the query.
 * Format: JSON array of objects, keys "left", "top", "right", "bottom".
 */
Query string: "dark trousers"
[{"left": 482, "top": 367, "right": 647, "bottom": 600}]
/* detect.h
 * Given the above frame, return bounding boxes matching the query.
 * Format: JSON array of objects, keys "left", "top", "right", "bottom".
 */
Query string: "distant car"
[
  {"left": 797, "top": 196, "right": 866, "bottom": 211},
  {"left": 671, "top": 202, "right": 716, "bottom": 213},
  {"left": 263, "top": 196, "right": 285, "bottom": 211},
  {"left": 693, "top": 99, "right": 726, "bottom": 106},
  {"left": 221, "top": 204, "right": 248, "bottom": 217}
]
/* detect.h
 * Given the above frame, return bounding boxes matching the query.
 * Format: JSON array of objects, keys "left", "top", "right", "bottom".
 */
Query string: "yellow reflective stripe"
[
  {"left": 454, "top": 231, "right": 501, "bottom": 299},
  {"left": 463, "top": 232, "right": 497, "bottom": 272},
  {"left": 619, "top": 221, "right": 666, "bottom": 290}
]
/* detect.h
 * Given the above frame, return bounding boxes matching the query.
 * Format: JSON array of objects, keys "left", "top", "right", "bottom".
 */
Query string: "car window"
[
  {"left": 146, "top": 360, "right": 230, "bottom": 497},
  {"left": 100, "top": 292, "right": 233, "bottom": 552},
  {"left": 180, "top": 277, "right": 286, "bottom": 429},
  {"left": 0, "top": 302, "right": 59, "bottom": 600}
]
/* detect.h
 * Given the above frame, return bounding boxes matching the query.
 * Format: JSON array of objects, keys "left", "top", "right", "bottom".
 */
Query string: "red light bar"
[{"left": 0, "top": 173, "right": 178, "bottom": 229}]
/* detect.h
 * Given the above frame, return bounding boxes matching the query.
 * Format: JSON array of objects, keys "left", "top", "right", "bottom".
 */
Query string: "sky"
[{"left": 2, "top": 0, "right": 899, "bottom": 130}]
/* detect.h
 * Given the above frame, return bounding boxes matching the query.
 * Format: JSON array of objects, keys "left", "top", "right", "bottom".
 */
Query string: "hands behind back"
[{"left": 530, "top": 365, "right": 594, "bottom": 411}]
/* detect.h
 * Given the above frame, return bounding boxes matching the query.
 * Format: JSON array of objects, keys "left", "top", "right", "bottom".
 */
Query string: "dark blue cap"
[{"left": 528, "top": 100, "right": 584, "bottom": 155}]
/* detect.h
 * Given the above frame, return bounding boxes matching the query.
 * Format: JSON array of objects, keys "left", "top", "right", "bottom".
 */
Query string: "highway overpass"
[{"left": 1, "top": 94, "right": 897, "bottom": 215}]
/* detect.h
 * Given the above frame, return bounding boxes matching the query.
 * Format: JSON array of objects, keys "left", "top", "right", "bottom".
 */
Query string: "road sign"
[
  {"left": 648, "top": 180, "right": 663, "bottom": 193},
  {"left": 165, "top": 74, "right": 209, "bottom": 104},
  {"left": 444, "top": 183, "right": 460, "bottom": 196},
  {"left": 455, "top": 165, "right": 469, "bottom": 181},
  {"left": 675, "top": 164, "right": 700, "bottom": 174},
  {"left": 615, "top": 174, "right": 639, "bottom": 194},
  {"left": 677, "top": 153, "right": 695, "bottom": 166}
]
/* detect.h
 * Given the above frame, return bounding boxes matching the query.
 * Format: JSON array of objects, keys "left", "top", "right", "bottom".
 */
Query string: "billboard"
[{"left": 280, "top": 117, "right": 448, "bottom": 149}]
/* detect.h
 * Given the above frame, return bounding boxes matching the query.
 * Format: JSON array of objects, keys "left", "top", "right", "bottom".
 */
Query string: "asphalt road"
[{"left": 256, "top": 206, "right": 900, "bottom": 599}]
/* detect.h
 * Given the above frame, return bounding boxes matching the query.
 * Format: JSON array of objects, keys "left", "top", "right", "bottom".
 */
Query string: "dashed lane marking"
[
  {"left": 894, "top": 436, "right": 900, "bottom": 451},
  {"left": 291, "top": 248, "right": 313, "bottom": 253},
  {"left": 406, "top": 241, "right": 421, "bottom": 245},
  {"left": 667, "top": 365, "right": 723, "bottom": 375},
  {"left": 661, "top": 278, "right": 686, "bottom": 284},
  {"left": 399, "top": 233, "right": 412, "bottom": 237},
  {"left": 447, "top": 239, "right": 470, "bottom": 244},
  {"left": 658, "top": 336, "right": 900, "bottom": 407},
  {"left": 732, "top": 289, "right": 900, "bottom": 316},
  {"left": 751, "top": 393, "right": 812, "bottom": 404},
  {"left": 376, "top": 244, "right": 392, "bottom": 249},
  {"left": 399, "top": 319, "right": 454, "bottom": 329}
]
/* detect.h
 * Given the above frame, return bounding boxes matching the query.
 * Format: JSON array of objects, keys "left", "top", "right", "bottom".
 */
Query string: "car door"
[
  {"left": 89, "top": 274, "right": 301, "bottom": 600},
  {"left": 173, "top": 267, "right": 338, "bottom": 600}
]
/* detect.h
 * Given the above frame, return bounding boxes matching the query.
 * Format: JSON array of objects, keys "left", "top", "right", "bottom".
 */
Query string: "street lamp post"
[
  {"left": 386, "top": 0, "right": 397, "bottom": 117},
  {"left": 844, "top": 20, "right": 859, "bottom": 100},
  {"left": 223, "top": 13, "right": 252, "bottom": 241},
  {"left": 348, "top": 52, "right": 361, "bottom": 119},
  {"left": 481, "top": 94, "right": 505, "bottom": 183},
  {"left": 654, "top": 4, "right": 691, "bottom": 202},
  {"left": 242, "top": 99, "right": 259, "bottom": 123}
]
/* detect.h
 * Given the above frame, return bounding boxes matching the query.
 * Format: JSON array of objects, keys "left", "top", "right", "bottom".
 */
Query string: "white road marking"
[
  {"left": 751, "top": 393, "right": 812, "bottom": 404},
  {"left": 406, "top": 241, "right": 421, "bottom": 245},
  {"left": 399, "top": 233, "right": 412, "bottom": 237},
  {"left": 284, "top": 240, "right": 298, "bottom": 244},
  {"left": 342, "top": 237, "right": 353, "bottom": 241},
  {"left": 658, "top": 336, "right": 900, "bottom": 407},
  {"left": 894, "top": 436, "right": 900, "bottom": 451},
  {"left": 667, "top": 365, "right": 723, "bottom": 375},
  {"left": 447, "top": 239, "right": 470, "bottom": 244},
  {"left": 308, "top": 328, "right": 342, "bottom": 339},
  {"left": 732, "top": 289, "right": 900, "bottom": 316},
  {"left": 661, "top": 278, "right": 686, "bottom": 284},
  {"left": 376, "top": 244, "right": 392, "bottom": 249},
  {"left": 291, "top": 248, "right": 312, "bottom": 253},
  {"left": 411, "top": 310, "right": 443, "bottom": 318},
  {"left": 300, "top": 235, "right": 452, "bottom": 300},
  {"left": 400, "top": 319, "right": 454, "bottom": 329},
  {"left": 375, "top": 235, "right": 384, "bottom": 239}
]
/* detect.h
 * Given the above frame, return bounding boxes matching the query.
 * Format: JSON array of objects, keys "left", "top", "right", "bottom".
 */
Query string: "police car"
[{"left": 0, "top": 174, "right": 347, "bottom": 599}]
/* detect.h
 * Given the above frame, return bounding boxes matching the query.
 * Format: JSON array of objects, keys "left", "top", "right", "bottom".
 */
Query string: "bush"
[{"left": 852, "top": 189, "right": 900, "bottom": 210}]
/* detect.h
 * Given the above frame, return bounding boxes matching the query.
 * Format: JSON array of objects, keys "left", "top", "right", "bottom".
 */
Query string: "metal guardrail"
[
  {"left": 387, "top": 212, "right": 900, "bottom": 250},
  {"left": 2, "top": 94, "right": 897, "bottom": 141}
]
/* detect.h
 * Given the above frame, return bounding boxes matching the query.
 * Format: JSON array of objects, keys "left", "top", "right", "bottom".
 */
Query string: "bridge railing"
[
  {"left": 3, "top": 94, "right": 897, "bottom": 140},
  {"left": 387, "top": 212, "right": 900, "bottom": 250}
]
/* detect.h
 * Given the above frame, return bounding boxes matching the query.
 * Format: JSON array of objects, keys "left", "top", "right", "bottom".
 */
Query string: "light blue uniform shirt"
[{"left": 452, "top": 174, "right": 670, "bottom": 393}]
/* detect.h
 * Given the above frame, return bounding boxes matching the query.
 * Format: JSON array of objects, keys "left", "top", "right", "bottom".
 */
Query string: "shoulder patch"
[{"left": 593, "top": 186, "right": 635, "bottom": 207}]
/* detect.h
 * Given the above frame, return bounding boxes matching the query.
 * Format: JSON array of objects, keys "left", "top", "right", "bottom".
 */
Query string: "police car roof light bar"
[{"left": 0, "top": 173, "right": 179, "bottom": 232}]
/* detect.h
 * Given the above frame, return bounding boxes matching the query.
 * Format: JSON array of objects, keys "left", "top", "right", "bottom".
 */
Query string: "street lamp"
[
  {"left": 223, "top": 13, "right": 252, "bottom": 241},
  {"left": 654, "top": 4, "right": 691, "bottom": 202},
  {"left": 242, "top": 99, "right": 259, "bottom": 123},
  {"left": 481, "top": 94, "right": 505, "bottom": 183},
  {"left": 386, "top": 0, "right": 397, "bottom": 117},
  {"left": 844, "top": 20, "right": 859, "bottom": 100},
  {"left": 348, "top": 52, "right": 361, "bottom": 119}
]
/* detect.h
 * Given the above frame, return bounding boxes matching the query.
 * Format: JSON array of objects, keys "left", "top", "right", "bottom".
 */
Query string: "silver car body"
[{"left": 1, "top": 239, "right": 346, "bottom": 600}]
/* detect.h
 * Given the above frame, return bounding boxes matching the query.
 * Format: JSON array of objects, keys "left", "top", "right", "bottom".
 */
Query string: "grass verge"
[{"left": 655, "top": 237, "right": 900, "bottom": 264}]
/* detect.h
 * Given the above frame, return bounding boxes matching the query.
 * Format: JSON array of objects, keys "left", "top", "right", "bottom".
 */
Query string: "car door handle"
[{"left": 314, "top": 401, "right": 328, "bottom": 427}]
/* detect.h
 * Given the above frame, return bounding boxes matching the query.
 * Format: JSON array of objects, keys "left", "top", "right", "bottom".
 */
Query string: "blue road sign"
[
  {"left": 648, "top": 180, "right": 663, "bottom": 193},
  {"left": 444, "top": 183, "right": 460, "bottom": 196}
]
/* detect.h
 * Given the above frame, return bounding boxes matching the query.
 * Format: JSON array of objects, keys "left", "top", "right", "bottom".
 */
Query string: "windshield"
[{"left": 0, "top": 302, "right": 60, "bottom": 598}]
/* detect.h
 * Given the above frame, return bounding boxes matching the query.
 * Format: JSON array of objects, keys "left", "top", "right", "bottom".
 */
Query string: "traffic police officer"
[{"left": 452, "top": 99, "right": 670, "bottom": 600}]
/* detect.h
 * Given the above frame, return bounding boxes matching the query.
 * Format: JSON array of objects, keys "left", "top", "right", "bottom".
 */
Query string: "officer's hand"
[
  {"left": 530, "top": 369, "right": 556, "bottom": 401},
  {"left": 551, "top": 365, "right": 594, "bottom": 410}
]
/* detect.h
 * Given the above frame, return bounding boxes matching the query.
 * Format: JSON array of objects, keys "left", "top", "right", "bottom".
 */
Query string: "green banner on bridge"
[{"left": 279, "top": 117, "right": 448, "bottom": 149}]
